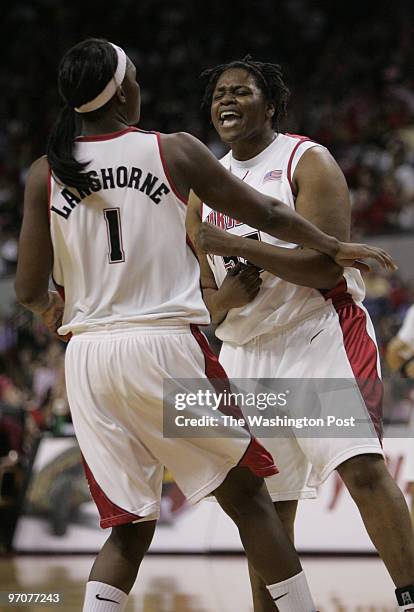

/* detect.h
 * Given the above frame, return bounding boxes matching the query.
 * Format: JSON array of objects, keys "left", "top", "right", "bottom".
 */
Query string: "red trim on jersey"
[
  {"left": 82, "top": 457, "right": 144, "bottom": 528},
  {"left": 286, "top": 135, "right": 313, "bottom": 196},
  {"left": 155, "top": 132, "right": 188, "bottom": 206},
  {"left": 186, "top": 235, "right": 209, "bottom": 321},
  {"left": 189, "top": 325, "right": 278, "bottom": 477},
  {"left": 321, "top": 279, "right": 383, "bottom": 439},
  {"left": 75, "top": 126, "right": 139, "bottom": 142}
]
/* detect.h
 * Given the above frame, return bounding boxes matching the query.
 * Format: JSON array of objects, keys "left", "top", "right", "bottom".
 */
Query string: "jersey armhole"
[
  {"left": 287, "top": 138, "right": 314, "bottom": 197},
  {"left": 155, "top": 132, "right": 188, "bottom": 206}
]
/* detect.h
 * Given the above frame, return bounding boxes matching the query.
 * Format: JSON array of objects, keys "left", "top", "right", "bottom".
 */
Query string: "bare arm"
[
  {"left": 15, "top": 157, "right": 67, "bottom": 339},
  {"left": 163, "top": 132, "right": 395, "bottom": 270},
  {"left": 186, "top": 191, "right": 261, "bottom": 323},
  {"left": 165, "top": 132, "right": 338, "bottom": 256},
  {"left": 197, "top": 148, "right": 355, "bottom": 289},
  {"left": 186, "top": 192, "right": 221, "bottom": 318},
  {"left": 15, "top": 157, "right": 52, "bottom": 312}
]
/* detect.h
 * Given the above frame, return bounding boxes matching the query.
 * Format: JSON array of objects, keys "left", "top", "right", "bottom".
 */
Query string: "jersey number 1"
[{"left": 104, "top": 208, "right": 125, "bottom": 263}]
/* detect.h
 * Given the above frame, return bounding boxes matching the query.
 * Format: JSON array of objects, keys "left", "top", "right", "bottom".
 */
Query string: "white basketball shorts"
[
  {"left": 65, "top": 324, "right": 277, "bottom": 527},
  {"left": 219, "top": 302, "right": 384, "bottom": 501}
]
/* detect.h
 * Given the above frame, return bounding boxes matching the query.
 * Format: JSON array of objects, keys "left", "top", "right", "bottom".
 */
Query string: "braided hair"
[
  {"left": 47, "top": 38, "right": 117, "bottom": 191},
  {"left": 201, "top": 55, "right": 290, "bottom": 129}
]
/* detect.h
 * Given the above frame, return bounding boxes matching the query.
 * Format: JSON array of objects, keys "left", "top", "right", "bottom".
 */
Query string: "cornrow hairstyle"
[
  {"left": 47, "top": 38, "right": 117, "bottom": 191},
  {"left": 201, "top": 55, "right": 290, "bottom": 129}
]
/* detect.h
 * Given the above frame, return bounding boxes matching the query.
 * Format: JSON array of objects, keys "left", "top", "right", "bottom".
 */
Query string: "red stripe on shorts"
[
  {"left": 189, "top": 324, "right": 278, "bottom": 477},
  {"left": 322, "top": 280, "right": 383, "bottom": 439},
  {"left": 82, "top": 457, "right": 144, "bottom": 529}
]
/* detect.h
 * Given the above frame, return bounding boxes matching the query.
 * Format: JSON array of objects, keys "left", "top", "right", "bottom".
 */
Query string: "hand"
[
  {"left": 405, "top": 361, "right": 414, "bottom": 379},
  {"left": 196, "top": 222, "right": 239, "bottom": 257},
  {"left": 402, "top": 357, "right": 414, "bottom": 379},
  {"left": 40, "top": 291, "right": 71, "bottom": 343},
  {"left": 217, "top": 264, "right": 263, "bottom": 311},
  {"left": 334, "top": 241, "right": 397, "bottom": 272}
]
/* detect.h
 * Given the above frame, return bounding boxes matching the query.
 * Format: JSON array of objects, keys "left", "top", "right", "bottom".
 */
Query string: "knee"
[
  {"left": 215, "top": 467, "right": 266, "bottom": 522},
  {"left": 338, "top": 454, "right": 387, "bottom": 495},
  {"left": 274, "top": 501, "right": 297, "bottom": 542},
  {"left": 110, "top": 520, "right": 156, "bottom": 557}
]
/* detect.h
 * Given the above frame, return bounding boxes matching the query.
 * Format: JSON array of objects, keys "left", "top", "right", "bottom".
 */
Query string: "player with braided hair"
[
  {"left": 187, "top": 57, "right": 414, "bottom": 611},
  {"left": 201, "top": 55, "right": 290, "bottom": 131},
  {"left": 19, "top": 38, "right": 393, "bottom": 612}
]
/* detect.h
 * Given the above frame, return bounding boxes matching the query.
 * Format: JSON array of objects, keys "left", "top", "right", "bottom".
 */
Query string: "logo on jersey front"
[
  {"left": 203, "top": 209, "right": 262, "bottom": 271},
  {"left": 204, "top": 210, "right": 242, "bottom": 230},
  {"left": 262, "top": 169, "right": 282, "bottom": 183}
]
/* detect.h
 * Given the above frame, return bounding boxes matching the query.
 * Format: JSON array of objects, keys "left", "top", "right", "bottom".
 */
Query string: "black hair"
[
  {"left": 47, "top": 38, "right": 117, "bottom": 191},
  {"left": 201, "top": 55, "right": 290, "bottom": 130}
]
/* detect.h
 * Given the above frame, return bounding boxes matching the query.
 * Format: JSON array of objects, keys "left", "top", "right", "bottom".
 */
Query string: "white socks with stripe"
[
  {"left": 83, "top": 581, "right": 128, "bottom": 611},
  {"left": 266, "top": 571, "right": 316, "bottom": 612}
]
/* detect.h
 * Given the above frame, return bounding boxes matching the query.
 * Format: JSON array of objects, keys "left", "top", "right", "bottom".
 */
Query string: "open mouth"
[{"left": 219, "top": 110, "right": 242, "bottom": 128}]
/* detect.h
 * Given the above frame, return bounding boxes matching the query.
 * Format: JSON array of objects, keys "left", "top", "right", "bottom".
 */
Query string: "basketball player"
[
  {"left": 387, "top": 304, "right": 414, "bottom": 522},
  {"left": 186, "top": 58, "right": 414, "bottom": 611},
  {"left": 14, "top": 39, "right": 392, "bottom": 612}
]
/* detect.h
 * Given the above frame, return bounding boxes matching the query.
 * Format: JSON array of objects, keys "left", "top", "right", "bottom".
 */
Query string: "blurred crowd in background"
[{"left": 0, "top": 0, "right": 413, "bottom": 534}]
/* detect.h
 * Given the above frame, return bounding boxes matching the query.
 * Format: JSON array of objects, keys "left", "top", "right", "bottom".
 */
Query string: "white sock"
[
  {"left": 83, "top": 581, "right": 128, "bottom": 611},
  {"left": 267, "top": 571, "right": 316, "bottom": 612},
  {"left": 400, "top": 606, "right": 414, "bottom": 611}
]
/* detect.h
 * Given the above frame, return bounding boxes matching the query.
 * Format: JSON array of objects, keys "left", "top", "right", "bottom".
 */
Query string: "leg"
[
  {"left": 214, "top": 467, "right": 315, "bottom": 612},
  {"left": 248, "top": 501, "right": 298, "bottom": 612},
  {"left": 83, "top": 520, "right": 156, "bottom": 610},
  {"left": 338, "top": 454, "right": 414, "bottom": 587},
  {"left": 214, "top": 468, "right": 301, "bottom": 584},
  {"left": 409, "top": 482, "right": 414, "bottom": 527}
]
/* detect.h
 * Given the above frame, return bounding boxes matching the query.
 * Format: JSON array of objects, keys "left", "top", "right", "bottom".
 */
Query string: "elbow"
[{"left": 262, "top": 200, "right": 284, "bottom": 232}]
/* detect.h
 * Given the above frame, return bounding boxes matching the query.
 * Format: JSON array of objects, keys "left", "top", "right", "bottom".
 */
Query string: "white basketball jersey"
[
  {"left": 202, "top": 133, "right": 365, "bottom": 345},
  {"left": 49, "top": 127, "right": 209, "bottom": 334}
]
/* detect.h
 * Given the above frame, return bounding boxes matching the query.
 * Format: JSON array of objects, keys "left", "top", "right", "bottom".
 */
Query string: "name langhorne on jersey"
[{"left": 51, "top": 165, "right": 171, "bottom": 219}]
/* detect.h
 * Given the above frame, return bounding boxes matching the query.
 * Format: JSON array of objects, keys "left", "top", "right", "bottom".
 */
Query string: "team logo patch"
[{"left": 262, "top": 169, "right": 283, "bottom": 183}]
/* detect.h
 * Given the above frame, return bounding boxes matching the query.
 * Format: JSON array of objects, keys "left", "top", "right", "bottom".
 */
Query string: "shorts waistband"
[{"left": 70, "top": 323, "right": 194, "bottom": 339}]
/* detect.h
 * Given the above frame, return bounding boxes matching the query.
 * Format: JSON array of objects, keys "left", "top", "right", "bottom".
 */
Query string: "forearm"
[
  {"left": 230, "top": 237, "right": 343, "bottom": 289},
  {"left": 263, "top": 200, "right": 339, "bottom": 259},
  {"left": 203, "top": 288, "right": 230, "bottom": 324},
  {"left": 177, "top": 135, "right": 338, "bottom": 257}
]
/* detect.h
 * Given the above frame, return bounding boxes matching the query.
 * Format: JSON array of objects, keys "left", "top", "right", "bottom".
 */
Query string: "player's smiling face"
[{"left": 211, "top": 68, "right": 274, "bottom": 144}]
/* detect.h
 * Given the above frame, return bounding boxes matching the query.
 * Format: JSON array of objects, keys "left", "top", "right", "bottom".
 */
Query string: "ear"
[
  {"left": 116, "top": 87, "right": 126, "bottom": 104},
  {"left": 266, "top": 103, "right": 275, "bottom": 121}
]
